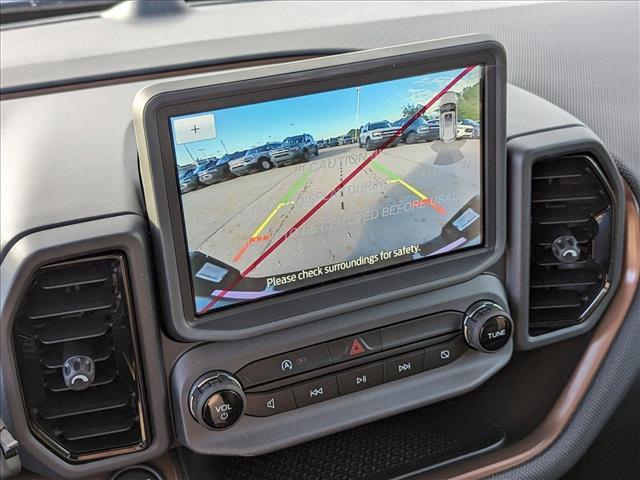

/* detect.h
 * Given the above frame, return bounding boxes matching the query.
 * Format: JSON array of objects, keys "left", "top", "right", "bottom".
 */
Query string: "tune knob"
[
  {"left": 189, "top": 372, "right": 245, "bottom": 430},
  {"left": 463, "top": 301, "right": 513, "bottom": 353}
]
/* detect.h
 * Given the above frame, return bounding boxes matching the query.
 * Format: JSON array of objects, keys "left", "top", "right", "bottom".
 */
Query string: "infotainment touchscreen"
[{"left": 169, "top": 65, "right": 484, "bottom": 315}]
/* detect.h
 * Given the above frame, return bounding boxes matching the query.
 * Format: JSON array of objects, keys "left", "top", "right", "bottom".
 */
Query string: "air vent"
[
  {"left": 529, "top": 155, "right": 614, "bottom": 335},
  {"left": 12, "top": 254, "right": 148, "bottom": 462}
]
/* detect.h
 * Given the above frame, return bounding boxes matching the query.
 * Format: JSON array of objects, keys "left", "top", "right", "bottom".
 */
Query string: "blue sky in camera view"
[{"left": 171, "top": 66, "right": 479, "bottom": 165}]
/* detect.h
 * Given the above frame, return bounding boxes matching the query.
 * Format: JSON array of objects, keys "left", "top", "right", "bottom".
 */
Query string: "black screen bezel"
[{"left": 136, "top": 38, "right": 506, "bottom": 341}]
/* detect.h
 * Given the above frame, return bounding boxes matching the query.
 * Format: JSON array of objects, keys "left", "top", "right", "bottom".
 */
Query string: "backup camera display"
[{"left": 170, "top": 65, "right": 484, "bottom": 315}]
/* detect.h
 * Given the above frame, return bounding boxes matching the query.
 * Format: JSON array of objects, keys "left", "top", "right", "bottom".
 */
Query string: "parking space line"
[
  {"left": 281, "top": 170, "right": 310, "bottom": 203},
  {"left": 252, "top": 203, "right": 288, "bottom": 238},
  {"left": 233, "top": 170, "right": 311, "bottom": 261},
  {"left": 370, "top": 161, "right": 446, "bottom": 215}
]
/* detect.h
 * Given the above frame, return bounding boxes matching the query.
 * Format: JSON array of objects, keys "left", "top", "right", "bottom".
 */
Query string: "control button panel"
[
  {"left": 237, "top": 344, "right": 332, "bottom": 387},
  {"left": 244, "top": 334, "right": 471, "bottom": 417},
  {"left": 237, "top": 310, "right": 462, "bottom": 388},
  {"left": 230, "top": 304, "right": 511, "bottom": 419}
]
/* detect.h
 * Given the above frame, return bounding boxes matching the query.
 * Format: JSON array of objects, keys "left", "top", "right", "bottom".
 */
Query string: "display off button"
[
  {"left": 293, "top": 377, "right": 339, "bottom": 407},
  {"left": 245, "top": 389, "right": 296, "bottom": 417},
  {"left": 336, "top": 363, "right": 383, "bottom": 395},
  {"left": 424, "top": 336, "right": 467, "bottom": 371},
  {"left": 384, "top": 351, "right": 424, "bottom": 382}
]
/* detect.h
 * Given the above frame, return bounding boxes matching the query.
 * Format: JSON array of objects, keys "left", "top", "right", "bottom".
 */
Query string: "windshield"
[
  {"left": 369, "top": 121, "right": 392, "bottom": 130},
  {"left": 248, "top": 146, "right": 268, "bottom": 155},
  {"left": 178, "top": 168, "right": 194, "bottom": 179},
  {"left": 398, "top": 117, "right": 427, "bottom": 126},
  {"left": 283, "top": 135, "right": 304, "bottom": 145}
]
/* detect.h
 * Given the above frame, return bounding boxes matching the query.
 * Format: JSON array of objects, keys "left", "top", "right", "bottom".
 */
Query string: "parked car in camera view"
[
  {"left": 317, "top": 139, "right": 327, "bottom": 149},
  {"left": 229, "top": 143, "right": 279, "bottom": 175},
  {"left": 457, "top": 119, "right": 480, "bottom": 139},
  {"left": 198, "top": 154, "right": 238, "bottom": 185},
  {"left": 393, "top": 116, "right": 440, "bottom": 143},
  {"left": 194, "top": 156, "right": 217, "bottom": 181},
  {"left": 178, "top": 164, "right": 200, "bottom": 193},
  {"left": 327, "top": 137, "right": 339, "bottom": 147},
  {"left": 359, "top": 120, "right": 401, "bottom": 151},
  {"left": 269, "top": 134, "right": 318, "bottom": 166}
]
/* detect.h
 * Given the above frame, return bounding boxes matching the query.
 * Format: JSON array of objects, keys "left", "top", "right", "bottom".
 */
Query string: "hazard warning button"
[{"left": 328, "top": 330, "right": 382, "bottom": 363}]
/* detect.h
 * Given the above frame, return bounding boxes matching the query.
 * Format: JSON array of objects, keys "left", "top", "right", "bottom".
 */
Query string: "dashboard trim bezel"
[{"left": 134, "top": 35, "right": 507, "bottom": 341}]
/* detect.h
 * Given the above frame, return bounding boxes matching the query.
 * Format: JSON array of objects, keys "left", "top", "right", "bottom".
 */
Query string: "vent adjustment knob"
[
  {"left": 189, "top": 372, "right": 245, "bottom": 430},
  {"left": 464, "top": 301, "right": 513, "bottom": 353},
  {"left": 552, "top": 234, "right": 581, "bottom": 263},
  {"left": 63, "top": 355, "right": 95, "bottom": 391}
]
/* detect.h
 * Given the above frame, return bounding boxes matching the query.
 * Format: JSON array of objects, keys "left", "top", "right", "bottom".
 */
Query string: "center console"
[
  {"left": 191, "top": 300, "right": 510, "bottom": 427},
  {"left": 171, "top": 275, "right": 512, "bottom": 454},
  {"left": 133, "top": 35, "right": 512, "bottom": 455}
]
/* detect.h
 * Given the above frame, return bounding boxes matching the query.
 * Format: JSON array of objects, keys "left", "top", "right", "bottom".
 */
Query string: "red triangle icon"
[{"left": 349, "top": 338, "right": 366, "bottom": 356}]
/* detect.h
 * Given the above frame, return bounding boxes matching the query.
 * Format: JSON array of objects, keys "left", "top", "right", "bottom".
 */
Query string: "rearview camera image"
[{"left": 170, "top": 65, "right": 484, "bottom": 315}]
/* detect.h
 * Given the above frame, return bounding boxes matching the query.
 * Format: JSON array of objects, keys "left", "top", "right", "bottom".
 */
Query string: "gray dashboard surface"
[
  {"left": 1, "top": 0, "right": 638, "bottom": 259},
  {"left": 0, "top": 1, "right": 532, "bottom": 92}
]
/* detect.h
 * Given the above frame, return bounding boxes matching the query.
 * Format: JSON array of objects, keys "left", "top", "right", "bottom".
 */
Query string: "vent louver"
[
  {"left": 12, "top": 254, "right": 148, "bottom": 462},
  {"left": 529, "top": 155, "right": 614, "bottom": 335}
]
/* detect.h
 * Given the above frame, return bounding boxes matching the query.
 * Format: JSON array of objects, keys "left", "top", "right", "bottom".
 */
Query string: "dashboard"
[{"left": 1, "top": 2, "right": 639, "bottom": 480}]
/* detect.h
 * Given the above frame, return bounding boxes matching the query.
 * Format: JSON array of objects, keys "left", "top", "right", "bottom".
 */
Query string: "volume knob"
[
  {"left": 189, "top": 372, "right": 245, "bottom": 430},
  {"left": 464, "top": 301, "right": 513, "bottom": 353}
]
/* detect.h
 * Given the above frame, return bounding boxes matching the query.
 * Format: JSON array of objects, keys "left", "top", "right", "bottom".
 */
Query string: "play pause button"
[{"left": 336, "top": 363, "right": 384, "bottom": 395}]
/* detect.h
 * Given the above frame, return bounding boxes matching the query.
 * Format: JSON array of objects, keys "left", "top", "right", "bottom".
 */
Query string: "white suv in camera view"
[{"left": 358, "top": 121, "right": 401, "bottom": 151}]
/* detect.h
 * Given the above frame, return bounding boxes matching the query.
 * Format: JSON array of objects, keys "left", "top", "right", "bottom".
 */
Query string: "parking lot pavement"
[{"left": 182, "top": 140, "right": 481, "bottom": 277}]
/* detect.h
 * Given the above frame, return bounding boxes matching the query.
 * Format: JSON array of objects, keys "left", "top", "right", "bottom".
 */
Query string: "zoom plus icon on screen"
[{"left": 173, "top": 113, "right": 217, "bottom": 144}]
